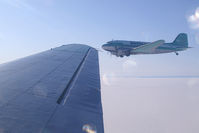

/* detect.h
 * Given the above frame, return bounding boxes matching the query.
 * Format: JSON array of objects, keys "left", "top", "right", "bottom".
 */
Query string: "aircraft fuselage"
[{"left": 102, "top": 33, "right": 188, "bottom": 57}]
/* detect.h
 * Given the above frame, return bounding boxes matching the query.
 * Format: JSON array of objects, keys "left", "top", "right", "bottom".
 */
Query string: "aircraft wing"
[
  {"left": 132, "top": 40, "right": 165, "bottom": 54},
  {"left": 0, "top": 44, "right": 104, "bottom": 133}
]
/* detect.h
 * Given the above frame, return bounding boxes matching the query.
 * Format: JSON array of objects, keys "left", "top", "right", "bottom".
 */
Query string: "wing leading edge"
[{"left": 0, "top": 44, "right": 104, "bottom": 133}]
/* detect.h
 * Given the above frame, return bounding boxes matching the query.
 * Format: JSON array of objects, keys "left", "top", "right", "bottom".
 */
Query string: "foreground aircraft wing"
[
  {"left": 0, "top": 44, "right": 104, "bottom": 133},
  {"left": 133, "top": 40, "right": 165, "bottom": 53}
]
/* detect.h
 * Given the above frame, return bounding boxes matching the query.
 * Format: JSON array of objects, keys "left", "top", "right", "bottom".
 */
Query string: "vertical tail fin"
[{"left": 173, "top": 33, "right": 188, "bottom": 47}]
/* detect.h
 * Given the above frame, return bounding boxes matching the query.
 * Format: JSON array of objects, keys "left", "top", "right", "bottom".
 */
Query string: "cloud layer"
[{"left": 122, "top": 59, "right": 137, "bottom": 70}]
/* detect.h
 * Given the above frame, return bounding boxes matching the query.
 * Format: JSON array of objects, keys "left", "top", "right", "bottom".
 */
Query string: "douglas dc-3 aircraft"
[
  {"left": 102, "top": 33, "right": 189, "bottom": 57},
  {"left": 0, "top": 44, "right": 103, "bottom": 133}
]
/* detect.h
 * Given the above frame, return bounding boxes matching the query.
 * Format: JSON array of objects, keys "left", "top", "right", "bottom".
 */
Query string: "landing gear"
[
  {"left": 125, "top": 51, "right": 131, "bottom": 57},
  {"left": 175, "top": 52, "right": 179, "bottom": 55}
]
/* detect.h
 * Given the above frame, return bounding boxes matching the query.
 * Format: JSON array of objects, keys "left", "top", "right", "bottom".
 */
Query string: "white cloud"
[
  {"left": 102, "top": 74, "right": 110, "bottom": 86},
  {"left": 187, "top": 7, "right": 199, "bottom": 45},
  {"left": 188, "top": 7, "right": 199, "bottom": 29},
  {"left": 122, "top": 59, "right": 137, "bottom": 71},
  {"left": 102, "top": 73, "right": 117, "bottom": 86}
]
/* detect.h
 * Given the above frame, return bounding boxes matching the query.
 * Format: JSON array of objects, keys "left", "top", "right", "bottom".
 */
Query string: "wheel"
[
  {"left": 125, "top": 51, "right": 131, "bottom": 56},
  {"left": 175, "top": 52, "right": 179, "bottom": 55}
]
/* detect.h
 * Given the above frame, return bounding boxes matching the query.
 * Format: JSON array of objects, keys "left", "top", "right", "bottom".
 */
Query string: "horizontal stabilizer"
[{"left": 133, "top": 40, "right": 165, "bottom": 53}]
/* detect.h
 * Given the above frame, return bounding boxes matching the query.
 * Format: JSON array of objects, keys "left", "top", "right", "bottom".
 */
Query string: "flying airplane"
[
  {"left": 102, "top": 33, "right": 189, "bottom": 57},
  {"left": 0, "top": 44, "right": 104, "bottom": 133}
]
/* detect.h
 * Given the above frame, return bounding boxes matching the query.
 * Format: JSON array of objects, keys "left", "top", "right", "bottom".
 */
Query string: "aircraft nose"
[{"left": 102, "top": 44, "right": 108, "bottom": 50}]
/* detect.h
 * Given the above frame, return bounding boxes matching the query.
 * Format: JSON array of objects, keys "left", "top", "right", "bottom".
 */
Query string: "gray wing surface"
[{"left": 0, "top": 44, "right": 104, "bottom": 133}]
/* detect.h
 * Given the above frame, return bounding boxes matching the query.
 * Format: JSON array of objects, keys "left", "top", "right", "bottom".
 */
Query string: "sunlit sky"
[{"left": 0, "top": 0, "right": 199, "bottom": 133}]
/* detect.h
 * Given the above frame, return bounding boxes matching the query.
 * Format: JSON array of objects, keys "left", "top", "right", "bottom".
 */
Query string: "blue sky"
[
  {"left": 0, "top": 0, "right": 199, "bottom": 75},
  {"left": 0, "top": 0, "right": 198, "bottom": 57},
  {"left": 0, "top": 0, "right": 199, "bottom": 133}
]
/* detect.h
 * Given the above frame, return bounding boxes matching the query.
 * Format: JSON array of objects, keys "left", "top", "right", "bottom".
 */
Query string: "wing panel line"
[{"left": 56, "top": 48, "right": 91, "bottom": 104}]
